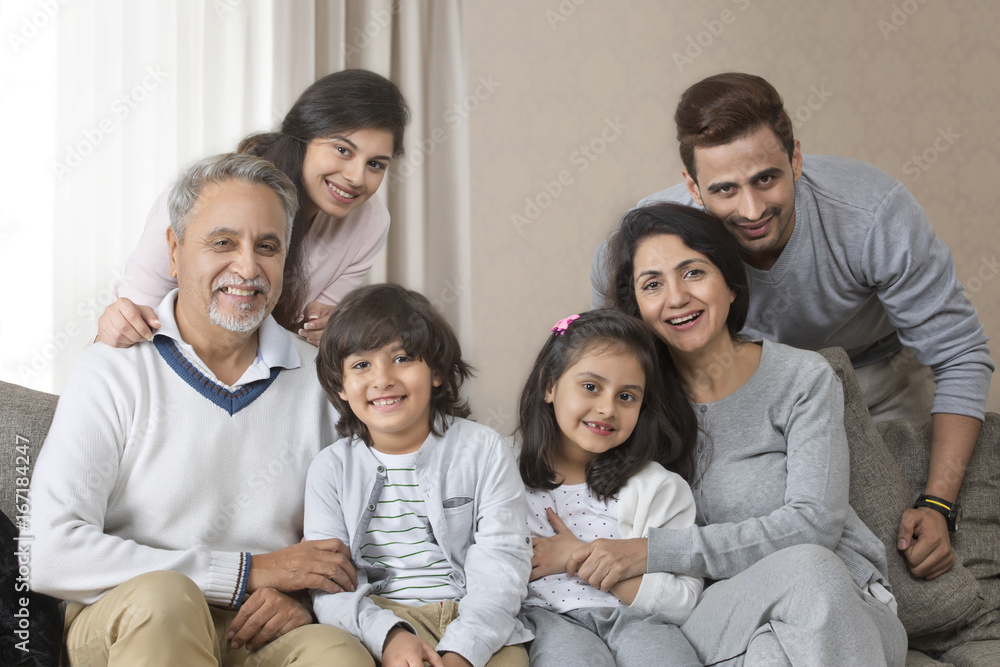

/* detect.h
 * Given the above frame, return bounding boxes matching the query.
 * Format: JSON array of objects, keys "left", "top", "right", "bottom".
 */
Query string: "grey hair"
[{"left": 168, "top": 152, "right": 298, "bottom": 243}]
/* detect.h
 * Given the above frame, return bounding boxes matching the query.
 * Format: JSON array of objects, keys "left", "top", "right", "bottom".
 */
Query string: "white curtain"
[{"left": 1, "top": 0, "right": 469, "bottom": 392}]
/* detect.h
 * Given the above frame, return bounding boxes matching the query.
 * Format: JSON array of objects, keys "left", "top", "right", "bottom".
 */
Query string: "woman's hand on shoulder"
[
  {"left": 298, "top": 300, "right": 335, "bottom": 346},
  {"left": 96, "top": 297, "right": 160, "bottom": 347},
  {"left": 530, "top": 507, "right": 585, "bottom": 581}
]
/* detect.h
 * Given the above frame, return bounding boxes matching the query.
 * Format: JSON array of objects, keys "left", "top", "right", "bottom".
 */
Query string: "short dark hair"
[
  {"left": 606, "top": 202, "right": 749, "bottom": 341},
  {"left": 515, "top": 310, "right": 695, "bottom": 499},
  {"left": 239, "top": 70, "right": 411, "bottom": 330},
  {"left": 676, "top": 72, "right": 794, "bottom": 181},
  {"left": 317, "top": 284, "right": 472, "bottom": 445}
]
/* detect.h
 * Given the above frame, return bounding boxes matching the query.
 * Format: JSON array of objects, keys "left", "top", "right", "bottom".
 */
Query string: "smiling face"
[
  {"left": 544, "top": 345, "right": 645, "bottom": 472},
  {"left": 168, "top": 180, "right": 286, "bottom": 340},
  {"left": 300, "top": 128, "right": 395, "bottom": 220},
  {"left": 633, "top": 233, "right": 736, "bottom": 359},
  {"left": 683, "top": 125, "right": 802, "bottom": 270},
  {"left": 338, "top": 341, "right": 443, "bottom": 454}
]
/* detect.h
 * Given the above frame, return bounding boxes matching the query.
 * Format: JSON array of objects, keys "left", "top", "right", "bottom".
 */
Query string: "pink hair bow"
[{"left": 551, "top": 314, "right": 580, "bottom": 336}]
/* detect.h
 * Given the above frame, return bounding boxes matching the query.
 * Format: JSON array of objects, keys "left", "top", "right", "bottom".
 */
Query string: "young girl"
[
  {"left": 97, "top": 69, "right": 410, "bottom": 347},
  {"left": 515, "top": 309, "right": 702, "bottom": 667}
]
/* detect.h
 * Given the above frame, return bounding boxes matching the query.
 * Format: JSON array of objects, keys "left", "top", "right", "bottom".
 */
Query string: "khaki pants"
[
  {"left": 64, "top": 570, "right": 373, "bottom": 667},
  {"left": 854, "top": 346, "right": 936, "bottom": 424},
  {"left": 371, "top": 596, "right": 528, "bottom": 667}
]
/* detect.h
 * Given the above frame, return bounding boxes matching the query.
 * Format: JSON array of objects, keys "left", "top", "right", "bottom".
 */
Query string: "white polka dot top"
[{"left": 523, "top": 483, "right": 623, "bottom": 612}]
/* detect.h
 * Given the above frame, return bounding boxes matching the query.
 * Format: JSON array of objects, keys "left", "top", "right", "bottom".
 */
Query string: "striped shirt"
[{"left": 362, "top": 451, "right": 462, "bottom": 606}]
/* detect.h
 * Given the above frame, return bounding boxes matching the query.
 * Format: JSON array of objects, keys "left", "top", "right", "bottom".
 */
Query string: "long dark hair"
[
  {"left": 516, "top": 310, "right": 695, "bottom": 500},
  {"left": 238, "top": 70, "right": 410, "bottom": 329},
  {"left": 317, "top": 284, "right": 472, "bottom": 446}
]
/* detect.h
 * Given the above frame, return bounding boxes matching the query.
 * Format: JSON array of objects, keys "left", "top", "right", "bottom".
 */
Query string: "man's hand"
[
  {"left": 382, "top": 626, "right": 444, "bottom": 667},
  {"left": 298, "top": 300, "right": 335, "bottom": 346},
  {"left": 530, "top": 507, "right": 585, "bottom": 581},
  {"left": 441, "top": 651, "right": 473, "bottom": 667},
  {"left": 228, "top": 588, "right": 311, "bottom": 651},
  {"left": 566, "top": 537, "right": 648, "bottom": 592},
  {"left": 96, "top": 297, "right": 160, "bottom": 347},
  {"left": 248, "top": 539, "right": 357, "bottom": 594},
  {"left": 897, "top": 506, "right": 955, "bottom": 579}
]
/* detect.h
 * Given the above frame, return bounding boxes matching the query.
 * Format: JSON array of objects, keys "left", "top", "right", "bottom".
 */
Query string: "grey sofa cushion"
[
  {"left": 1, "top": 381, "right": 57, "bottom": 521},
  {"left": 879, "top": 417, "right": 1000, "bottom": 658},
  {"left": 818, "top": 348, "right": 985, "bottom": 638}
]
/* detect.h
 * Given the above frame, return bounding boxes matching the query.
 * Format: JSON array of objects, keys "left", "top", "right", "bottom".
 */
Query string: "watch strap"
[{"left": 914, "top": 494, "right": 959, "bottom": 532}]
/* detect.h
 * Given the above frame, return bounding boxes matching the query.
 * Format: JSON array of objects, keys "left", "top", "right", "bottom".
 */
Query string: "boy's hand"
[
  {"left": 228, "top": 587, "right": 311, "bottom": 651},
  {"left": 530, "top": 507, "right": 585, "bottom": 581},
  {"left": 382, "top": 627, "right": 444, "bottom": 667},
  {"left": 298, "top": 300, "right": 334, "bottom": 346},
  {"left": 248, "top": 539, "right": 357, "bottom": 594}
]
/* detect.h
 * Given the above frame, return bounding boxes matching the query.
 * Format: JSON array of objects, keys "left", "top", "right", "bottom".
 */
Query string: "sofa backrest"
[{"left": 819, "top": 347, "right": 1000, "bottom": 650}]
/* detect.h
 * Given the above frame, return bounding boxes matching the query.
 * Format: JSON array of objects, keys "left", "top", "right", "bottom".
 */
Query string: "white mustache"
[{"left": 212, "top": 274, "right": 269, "bottom": 296}]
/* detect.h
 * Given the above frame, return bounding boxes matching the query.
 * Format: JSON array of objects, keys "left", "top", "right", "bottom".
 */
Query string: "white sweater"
[{"left": 28, "top": 292, "right": 339, "bottom": 607}]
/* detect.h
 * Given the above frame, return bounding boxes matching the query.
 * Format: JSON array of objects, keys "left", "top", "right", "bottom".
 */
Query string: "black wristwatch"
[{"left": 914, "top": 494, "right": 962, "bottom": 532}]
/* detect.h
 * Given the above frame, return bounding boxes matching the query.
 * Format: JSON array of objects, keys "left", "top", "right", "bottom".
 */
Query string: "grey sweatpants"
[
  {"left": 520, "top": 604, "right": 700, "bottom": 667},
  {"left": 680, "top": 544, "right": 908, "bottom": 667}
]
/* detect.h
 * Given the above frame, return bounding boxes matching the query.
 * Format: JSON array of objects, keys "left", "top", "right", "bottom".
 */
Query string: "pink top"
[{"left": 116, "top": 188, "right": 391, "bottom": 318}]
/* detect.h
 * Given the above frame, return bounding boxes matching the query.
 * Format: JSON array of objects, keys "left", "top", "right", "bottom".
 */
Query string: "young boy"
[{"left": 306, "top": 284, "right": 532, "bottom": 667}]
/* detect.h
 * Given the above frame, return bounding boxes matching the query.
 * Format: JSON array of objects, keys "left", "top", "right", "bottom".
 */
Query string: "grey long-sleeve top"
[{"left": 647, "top": 340, "right": 889, "bottom": 589}]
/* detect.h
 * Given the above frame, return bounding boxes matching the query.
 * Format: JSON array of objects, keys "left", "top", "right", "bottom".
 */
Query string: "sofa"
[{"left": 2, "top": 347, "right": 999, "bottom": 665}]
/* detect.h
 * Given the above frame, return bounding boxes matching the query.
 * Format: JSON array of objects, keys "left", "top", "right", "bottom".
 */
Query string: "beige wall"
[{"left": 464, "top": 0, "right": 1000, "bottom": 433}]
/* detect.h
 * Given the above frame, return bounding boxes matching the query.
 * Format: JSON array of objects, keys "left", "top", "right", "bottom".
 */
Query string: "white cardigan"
[{"left": 616, "top": 462, "right": 703, "bottom": 623}]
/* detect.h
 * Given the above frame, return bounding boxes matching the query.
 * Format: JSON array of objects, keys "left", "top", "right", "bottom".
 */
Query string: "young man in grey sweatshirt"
[{"left": 591, "top": 72, "right": 992, "bottom": 582}]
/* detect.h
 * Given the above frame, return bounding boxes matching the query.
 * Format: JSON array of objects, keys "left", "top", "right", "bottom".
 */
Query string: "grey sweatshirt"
[
  {"left": 647, "top": 340, "right": 889, "bottom": 589},
  {"left": 591, "top": 155, "right": 993, "bottom": 419}
]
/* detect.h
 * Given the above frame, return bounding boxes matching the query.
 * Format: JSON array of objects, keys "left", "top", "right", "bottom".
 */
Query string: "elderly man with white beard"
[{"left": 27, "top": 153, "right": 373, "bottom": 667}]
